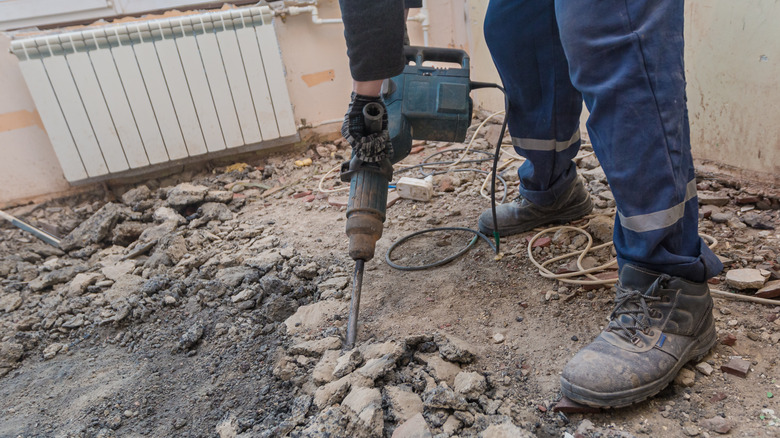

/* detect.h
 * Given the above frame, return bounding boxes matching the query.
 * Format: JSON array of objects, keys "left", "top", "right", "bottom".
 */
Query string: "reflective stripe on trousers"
[{"left": 484, "top": 0, "right": 722, "bottom": 281}]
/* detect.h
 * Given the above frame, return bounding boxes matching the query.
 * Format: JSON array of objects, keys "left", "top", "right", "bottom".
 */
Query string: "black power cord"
[{"left": 384, "top": 81, "right": 511, "bottom": 271}]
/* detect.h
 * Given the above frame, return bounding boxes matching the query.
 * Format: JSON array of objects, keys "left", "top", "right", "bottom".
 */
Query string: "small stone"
[
  {"left": 683, "top": 425, "right": 700, "bottom": 436},
  {"left": 174, "top": 323, "right": 204, "bottom": 353},
  {"left": 313, "top": 350, "right": 340, "bottom": 385},
  {"left": 454, "top": 372, "right": 487, "bottom": 400},
  {"left": 422, "top": 385, "right": 468, "bottom": 411},
  {"left": 675, "top": 368, "right": 696, "bottom": 387},
  {"left": 230, "top": 289, "right": 255, "bottom": 303},
  {"left": 492, "top": 333, "right": 505, "bottom": 344},
  {"left": 532, "top": 237, "right": 552, "bottom": 248},
  {"left": 68, "top": 272, "right": 102, "bottom": 296},
  {"left": 356, "top": 355, "right": 395, "bottom": 381},
  {"left": 0, "top": 293, "right": 23, "bottom": 313},
  {"left": 721, "top": 357, "right": 750, "bottom": 378},
  {"left": 163, "top": 296, "right": 177, "bottom": 305},
  {"left": 42, "top": 343, "right": 64, "bottom": 360},
  {"left": 720, "top": 333, "right": 737, "bottom": 346},
  {"left": 288, "top": 337, "right": 342, "bottom": 357},
  {"left": 586, "top": 215, "right": 614, "bottom": 242},
  {"left": 698, "top": 191, "right": 731, "bottom": 207},
  {"left": 701, "top": 416, "right": 733, "bottom": 434},
  {"left": 62, "top": 314, "right": 85, "bottom": 329},
  {"left": 284, "top": 301, "right": 347, "bottom": 336},
  {"left": 166, "top": 183, "right": 208, "bottom": 207},
  {"left": 205, "top": 190, "right": 234, "bottom": 203},
  {"left": 121, "top": 185, "right": 151, "bottom": 205},
  {"left": 416, "top": 353, "right": 461, "bottom": 386},
  {"left": 313, "top": 376, "right": 351, "bottom": 409},
  {"left": 332, "top": 349, "right": 363, "bottom": 378},
  {"left": 710, "top": 212, "right": 733, "bottom": 224},
  {"left": 152, "top": 207, "right": 185, "bottom": 225},
  {"left": 695, "top": 362, "right": 714, "bottom": 376},
  {"left": 392, "top": 413, "right": 431, "bottom": 438},
  {"left": 571, "top": 335, "right": 579, "bottom": 342},
  {"left": 0, "top": 342, "right": 24, "bottom": 366},
  {"left": 725, "top": 268, "right": 768, "bottom": 290},
  {"left": 434, "top": 333, "right": 477, "bottom": 364}
]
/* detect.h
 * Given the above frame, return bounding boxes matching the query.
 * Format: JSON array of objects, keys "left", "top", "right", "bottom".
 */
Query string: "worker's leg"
[
  {"left": 554, "top": 0, "right": 721, "bottom": 281},
  {"left": 555, "top": 0, "right": 723, "bottom": 407},
  {"left": 479, "top": 0, "right": 592, "bottom": 236}
]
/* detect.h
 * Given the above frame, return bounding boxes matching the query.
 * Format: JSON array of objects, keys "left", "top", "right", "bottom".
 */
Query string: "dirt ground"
[{"left": 0, "top": 120, "right": 779, "bottom": 437}]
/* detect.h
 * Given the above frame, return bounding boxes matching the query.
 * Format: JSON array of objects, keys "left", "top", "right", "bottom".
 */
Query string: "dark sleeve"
[
  {"left": 404, "top": 0, "right": 422, "bottom": 8},
  {"left": 338, "top": 0, "right": 405, "bottom": 81}
]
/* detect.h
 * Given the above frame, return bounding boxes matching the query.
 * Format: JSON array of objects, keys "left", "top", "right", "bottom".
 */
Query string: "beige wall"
[
  {"left": 0, "top": 34, "right": 72, "bottom": 202},
  {"left": 684, "top": 1, "right": 780, "bottom": 175},
  {"left": 0, "top": 0, "right": 777, "bottom": 205},
  {"left": 466, "top": 0, "right": 780, "bottom": 176}
]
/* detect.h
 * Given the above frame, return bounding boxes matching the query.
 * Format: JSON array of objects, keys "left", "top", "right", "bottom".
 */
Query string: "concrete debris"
[
  {"left": 725, "top": 268, "right": 768, "bottom": 290},
  {"left": 674, "top": 368, "right": 696, "bottom": 387},
  {"left": 166, "top": 183, "right": 209, "bottom": 207},
  {"left": 701, "top": 416, "right": 734, "bottom": 434},
  {"left": 586, "top": 214, "right": 614, "bottom": 242},
  {"left": 333, "top": 349, "right": 363, "bottom": 378},
  {"left": 454, "top": 371, "right": 487, "bottom": 400},
  {"left": 385, "top": 386, "right": 424, "bottom": 423},
  {"left": 0, "top": 128, "right": 776, "bottom": 437},
  {"left": 59, "top": 203, "right": 125, "bottom": 251},
  {"left": 391, "top": 413, "right": 431, "bottom": 438},
  {"left": 434, "top": 333, "right": 477, "bottom": 364},
  {"left": 721, "top": 356, "right": 750, "bottom": 378}
]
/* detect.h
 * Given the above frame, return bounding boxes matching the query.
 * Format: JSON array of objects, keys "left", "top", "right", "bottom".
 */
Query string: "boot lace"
[{"left": 606, "top": 275, "right": 670, "bottom": 344}]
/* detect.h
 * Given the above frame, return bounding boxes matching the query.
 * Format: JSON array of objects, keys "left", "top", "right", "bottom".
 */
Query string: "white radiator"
[{"left": 10, "top": 6, "right": 297, "bottom": 183}]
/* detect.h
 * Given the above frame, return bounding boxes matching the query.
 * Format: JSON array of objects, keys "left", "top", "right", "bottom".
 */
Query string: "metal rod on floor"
[{"left": 0, "top": 209, "right": 61, "bottom": 248}]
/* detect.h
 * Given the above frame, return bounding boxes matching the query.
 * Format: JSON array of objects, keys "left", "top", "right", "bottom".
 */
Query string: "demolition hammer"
[{"left": 341, "top": 47, "right": 477, "bottom": 349}]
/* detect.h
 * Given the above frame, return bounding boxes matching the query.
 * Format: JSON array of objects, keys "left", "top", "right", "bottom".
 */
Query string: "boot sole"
[
  {"left": 559, "top": 324, "right": 717, "bottom": 409},
  {"left": 478, "top": 197, "right": 594, "bottom": 237}
]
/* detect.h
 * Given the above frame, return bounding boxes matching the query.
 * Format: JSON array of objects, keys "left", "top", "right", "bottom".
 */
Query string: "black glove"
[{"left": 341, "top": 92, "right": 394, "bottom": 163}]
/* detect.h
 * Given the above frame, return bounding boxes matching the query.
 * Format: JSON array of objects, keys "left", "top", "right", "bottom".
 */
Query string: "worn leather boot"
[
  {"left": 478, "top": 177, "right": 592, "bottom": 237},
  {"left": 560, "top": 264, "right": 716, "bottom": 408}
]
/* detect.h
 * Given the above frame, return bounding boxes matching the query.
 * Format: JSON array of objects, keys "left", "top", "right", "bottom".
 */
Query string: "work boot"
[
  {"left": 560, "top": 264, "right": 716, "bottom": 408},
  {"left": 478, "top": 177, "right": 592, "bottom": 237}
]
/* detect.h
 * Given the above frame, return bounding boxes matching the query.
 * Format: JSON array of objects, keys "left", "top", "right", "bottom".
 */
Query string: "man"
[{"left": 338, "top": 0, "right": 723, "bottom": 408}]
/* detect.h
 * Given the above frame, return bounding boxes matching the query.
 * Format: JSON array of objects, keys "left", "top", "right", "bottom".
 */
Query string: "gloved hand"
[{"left": 341, "top": 92, "right": 394, "bottom": 163}]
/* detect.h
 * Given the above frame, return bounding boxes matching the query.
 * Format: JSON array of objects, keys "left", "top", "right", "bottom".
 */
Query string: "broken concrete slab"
[
  {"left": 385, "top": 385, "right": 424, "bottom": 423},
  {"left": 284, "top": 300, "right": 347, "bottom": 336},
  {"left": 60, "top": 203, "right": 125, "bottom": 251},
  {"left": 756, "top": 280, "right": 780, "bottom": 299},
  {"left": 721, "top": 357, "right": 750, "bottom": 378},
  {"left": 391, "top": 413, "right": 431, "bottom": 438},
  {"left": 434, "top": 333, "right": 477, "bottom": 364},
  {"left": 166, "top": 183, "right": 209, "bottom": 207},
  {"left": 725, "top": 268, "right": 768, "bottom": 290},
  {"left": 288, "top": 337, "right": 341, "bottom": 357},
  {"left": 454, "top": 371, "right": 487, "bottom": 400}
]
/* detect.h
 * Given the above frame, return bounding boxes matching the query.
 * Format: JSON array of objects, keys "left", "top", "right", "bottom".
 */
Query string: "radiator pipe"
[{"left": 276, "top": 0, "right": 430, "bottom": 46}]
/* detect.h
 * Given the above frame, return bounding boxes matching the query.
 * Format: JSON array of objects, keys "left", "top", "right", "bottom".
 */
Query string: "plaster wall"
[{"left": 465, "top": 0, "right": 780, "bottom": 176}]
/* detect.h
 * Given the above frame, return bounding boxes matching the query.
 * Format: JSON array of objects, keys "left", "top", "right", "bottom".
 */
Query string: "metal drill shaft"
[{"left": 345, "top": 259, "right": 365, "bottom": 349}]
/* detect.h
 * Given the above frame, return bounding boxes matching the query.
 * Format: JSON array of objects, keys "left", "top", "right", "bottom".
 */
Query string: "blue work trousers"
[{"left": 484, "top": 0, "right": 722, "bottom": 282}]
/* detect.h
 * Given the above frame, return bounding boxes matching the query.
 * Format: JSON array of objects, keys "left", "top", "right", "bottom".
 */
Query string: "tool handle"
[
  {"left": 404, "top": 46, "right": 470, "bottom": 69},
  {"left": 362, "top": 101, "right": 384, "bottom": 134}
]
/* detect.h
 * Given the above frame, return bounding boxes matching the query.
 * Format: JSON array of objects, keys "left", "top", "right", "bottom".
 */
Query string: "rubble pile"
[{"left": 0, "top": 113, "right": 779, "bottom": 436}]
